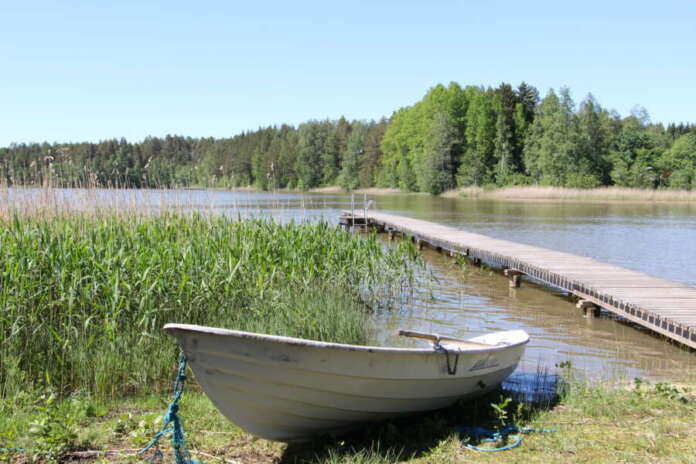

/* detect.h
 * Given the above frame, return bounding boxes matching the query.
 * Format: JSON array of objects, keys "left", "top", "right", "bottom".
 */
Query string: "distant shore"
[
  {"left": 236, "top": 184, "right": 696, "bottom": 202},
  {"left": 443, "top": 186, "right": 696, "bottom": 202},
  {"left": 6, "top": 183, "right": 696, "bottom": 202},
  {"left": 306, "top": 185, "right": 696, "bottom": 202}
]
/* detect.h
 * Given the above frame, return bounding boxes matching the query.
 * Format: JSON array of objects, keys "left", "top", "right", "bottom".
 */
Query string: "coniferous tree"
[
  {"left": 513, "top": 82, "right": 539, "bottom": 158},
  {"left": 338, "top": 122, "right": 368, "bottom": 191},
  {"left": 422, "top": 111, "right": 458, "bottom": 194},
  {"left": 277, "top": 126, "right": 299, "bottom": 188},
  {"left": 458, "top": 87, "right": 496, "bottom": 186},
  {"left": 493, "top": 110, "right": 516, "bottom": 183},
  {"left": 493, "top": 83, "right": 520, "bottom": 183},
  {"left": 295, "top": 122, "right": 325, "bottom": 189},
  {"left": 359, "top": 119, "right": 387, "bottom": 188},
  {"left": 321, "top": 123, "right": 340, "bottom": 185},
  {"left": 516, "top": 82, "right": 539, "bottom": 124}
]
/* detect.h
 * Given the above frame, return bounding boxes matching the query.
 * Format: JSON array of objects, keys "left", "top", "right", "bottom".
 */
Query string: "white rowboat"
[{"left": 164, "top": 323, "right": 529, "bottom": 442}]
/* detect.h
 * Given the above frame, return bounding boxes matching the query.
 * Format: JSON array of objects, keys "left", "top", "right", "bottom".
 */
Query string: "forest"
[{"left": 2, "top": 82, "right": 695, "bottom": 193}]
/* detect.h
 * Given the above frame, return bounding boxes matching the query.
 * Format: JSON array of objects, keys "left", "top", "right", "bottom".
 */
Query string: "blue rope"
[
  {"left": 0, "top": 447, "right": 29, "bottom": 454},
  {"left": 139, "top": 353, "right": 201, "bottom": 464},
  {"left": 456, "top": 424, "right": 555, "bottom": 452}
]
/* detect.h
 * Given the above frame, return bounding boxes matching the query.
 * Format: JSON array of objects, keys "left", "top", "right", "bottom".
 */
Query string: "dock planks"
[{"left": 340, "top": 211, "right": 696, "bottom": 350}]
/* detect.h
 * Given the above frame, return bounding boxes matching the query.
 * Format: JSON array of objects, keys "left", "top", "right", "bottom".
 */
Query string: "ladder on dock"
[{"left": 339, "top": 210, "right": 696, "bottom": 350}]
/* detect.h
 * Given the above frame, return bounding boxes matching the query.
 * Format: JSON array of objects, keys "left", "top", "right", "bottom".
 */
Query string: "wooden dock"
[{"left": 340, "top": 211, "right": 696, "bottom": 350}]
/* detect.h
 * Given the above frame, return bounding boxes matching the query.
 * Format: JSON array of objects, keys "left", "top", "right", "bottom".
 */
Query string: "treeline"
[
  {"left": 0, "top": 120, "right": 387, "bottom": 190},
  {"left": 381, "top": 83, "right": 696, "bottom": 193},
  {"left": 2, "top": 82, "right": 696, "bottom": 192}
]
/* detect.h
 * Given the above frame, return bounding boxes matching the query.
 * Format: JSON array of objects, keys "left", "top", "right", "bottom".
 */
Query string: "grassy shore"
[
  {"left": 2, "top": 374, "right": 693, "bottom": 463},
  {"left": 442, "top": 186, "right": 696, "bottom": 202},
  {"left": 278, "top": 185, "right": 696, "bottom": 202}
]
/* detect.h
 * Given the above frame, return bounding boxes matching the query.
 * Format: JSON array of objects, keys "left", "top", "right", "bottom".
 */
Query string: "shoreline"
[
  {"left": 203, "top": 184, "right": 696, "bottom": 202},
  {"left": 6, "top": 184, "right": 696, "bottom": 203},
  {"left": 443, "top": 186, "right": 696, "bottom": 202},
  {"left": 309, "top": 185, "right": 696, "bottom": 203},
  {"left": 284, "top": 185, "right": 696, "bottom": 203}
]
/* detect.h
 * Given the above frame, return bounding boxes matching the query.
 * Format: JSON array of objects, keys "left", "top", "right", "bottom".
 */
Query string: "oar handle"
[{"left": 397, "top": 330, "right": 492, "bottom": 348}]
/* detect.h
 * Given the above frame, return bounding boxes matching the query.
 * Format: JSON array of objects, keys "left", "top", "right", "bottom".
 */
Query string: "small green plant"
[
  {"left": 556, "top": 360, "right": 573, "bottom": 370},
  {"left": 113, "top": 412, "right": 137, "bottom": 436},
  {"left": 27, "top": 392, "right": 79, "bottom": 463},
  {"left": 633, "top": 378, "right": 692, "bottom": 403},
  {"left": 512, "top": 401, "right": 527, "bottom": 424},
  {"left": 0, "top": 428, "right": 18, "bottom": 462},
  {"left": 127, "top": 413, "right": 163, "bottom": 447},
  {"left": 113, "top": 411, "right": 164, "bottom": 447},
  {"left": 490, "top": 395, "right": 513, "bottom": 427},
  {"left": 654, "top": 382, "right": 692, "bottom": 403},
  {"left": 455, "top": 255, "right": 468, "bottom": 271}
]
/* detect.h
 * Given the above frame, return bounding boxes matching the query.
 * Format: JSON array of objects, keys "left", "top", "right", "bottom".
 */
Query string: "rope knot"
[
  {"left": 164, "top": 403, "right": 179, "bottom": 422},
  {"left": 138, "top": 353, "right": 198, "bottom": 464}
]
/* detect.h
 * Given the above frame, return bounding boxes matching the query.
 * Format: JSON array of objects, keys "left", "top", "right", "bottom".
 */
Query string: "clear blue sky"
[{"left": 2, "top": 0, "right": 694, "bottom": 146}]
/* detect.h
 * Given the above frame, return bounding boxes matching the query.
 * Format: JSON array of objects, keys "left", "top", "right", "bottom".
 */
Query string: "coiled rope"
[{"left": 456, "top": 424, "right": 555, "bottom": 452}]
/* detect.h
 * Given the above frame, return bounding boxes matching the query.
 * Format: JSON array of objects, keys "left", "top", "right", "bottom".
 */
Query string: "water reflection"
[{"left": 373, "top": 246, "right": 695, "bottom": 381}]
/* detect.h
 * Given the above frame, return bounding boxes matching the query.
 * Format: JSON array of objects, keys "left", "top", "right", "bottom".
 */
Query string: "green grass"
[
  {"left": 2, "top": 376, "right": 693, "bottom": 463},
  {"left": 0, "top": 213, "right": 418, "bottom": 399}
]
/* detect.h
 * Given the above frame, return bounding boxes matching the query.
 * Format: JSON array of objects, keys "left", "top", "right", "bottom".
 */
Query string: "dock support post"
[
  {"left": 504, "top": 269, "right": 523, "bottom": 288},
  {"left": 577, "top": 300, "right": 601, "bottom": 317},
  {"left": 416, "top": 239, "right": 423, "bottom": 250},
  {"left": 472, "top": 257, "right": 481, "bottom": 266},
  {"left": 351, "top": 194, "right": 355, "bottom": 220},
  {"left": 388, "top": 229, "right": 395, "bottom": 241}
]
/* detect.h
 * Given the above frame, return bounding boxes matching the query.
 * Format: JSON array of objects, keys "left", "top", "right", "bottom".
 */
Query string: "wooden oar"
[{"left": 397, "top": 329, "right": 494, "bottom": 349}]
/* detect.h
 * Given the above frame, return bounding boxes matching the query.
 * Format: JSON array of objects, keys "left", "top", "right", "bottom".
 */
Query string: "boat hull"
[{"left": 164, "top": 324, "right": 528, "bottom": 442}]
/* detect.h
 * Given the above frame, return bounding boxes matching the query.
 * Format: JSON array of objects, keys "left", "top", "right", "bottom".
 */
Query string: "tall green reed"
[{"left": 0, "top": 213, "right": 417, "bottom": 398}]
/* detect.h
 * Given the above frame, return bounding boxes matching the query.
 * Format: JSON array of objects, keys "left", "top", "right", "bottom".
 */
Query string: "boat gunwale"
[{"left": 163, "top": 323, "right": 529, "bottom": 354}]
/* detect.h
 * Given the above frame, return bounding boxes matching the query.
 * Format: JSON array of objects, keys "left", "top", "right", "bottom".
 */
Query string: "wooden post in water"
[
  {"left": 363, "top": 193, "right": 368, "bottom": 229},
  {"left": 577, "top": 300, "right": 601, "bottom": 317},
  {"left": 504, "top": 269, "right": 524, "bottom": 288},
  {"left": 349, "top": 194, "right": 355, "bottom": 230}
]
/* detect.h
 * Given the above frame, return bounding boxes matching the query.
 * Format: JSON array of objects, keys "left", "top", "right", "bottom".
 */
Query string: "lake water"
[{"left": 5, "top": 187, "right": 695, "bottom": 381}]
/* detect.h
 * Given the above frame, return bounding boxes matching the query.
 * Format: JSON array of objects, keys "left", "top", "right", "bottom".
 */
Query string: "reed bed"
[
  {"left": 0, "top": 213, "right": 418, "bottom": 399},
  {"left": 0, "top": 186, "right": 206, "bottom": 218},
  {"left": 447, "top": 186, "right": 696, "bottom": 201}
]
